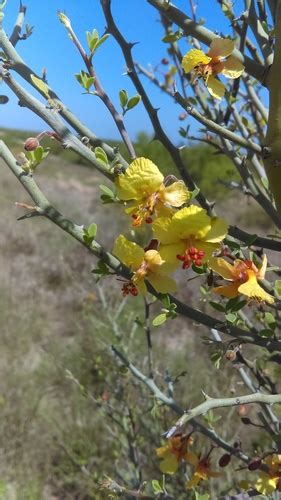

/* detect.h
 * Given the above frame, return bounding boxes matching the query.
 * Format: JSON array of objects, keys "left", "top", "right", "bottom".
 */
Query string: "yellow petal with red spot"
[
  {"left": 160, "top": 181, "right": 191, "bottom": 207},
  {"left": 203, "top": 217, "right": 228, "bottom": 243},
  {"left": 255, "top": 474, "right": 278, "bottom": 495},
  {"left": 208, "top": 37, "right": 235, "bottom": 59},
  {"left": 206, "top": 75, "right": 225, "bottom": 99},
  {"left": 113, "top": 235, "right": 144, "bottom": 270},
  {"left": 209, "top": 257, "right": 235, "bottom": 280},
  {"left": 172, "top": 205, "right": 212, "bottom": 239},
  {"left": 220, "top": 55, "right": 244, "bottom": 78},
  {"left": 182, "top": 49, "right": 211, "bottom": 73},
  {"left": 238, "top": 271, "right": 274, "bottom": 304},
  {"left": 213, "top": 282, "right": 240, "bottom": 298},
  {"left": 148, "top": 274, "right": 177, "bottom": 293},
  {"left": 115, "top": 157, "right": 164, "bottom": 200},
  {"left": 159, "top": 453, "right": 179, "bottom": 474}
]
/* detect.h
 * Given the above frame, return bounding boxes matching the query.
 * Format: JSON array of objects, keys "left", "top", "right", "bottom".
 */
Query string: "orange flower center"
[{"left": 131, "top": 193, "right": 159, "bottom": 226}]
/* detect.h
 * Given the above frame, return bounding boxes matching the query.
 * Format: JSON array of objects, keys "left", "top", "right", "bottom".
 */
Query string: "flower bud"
[
  {"left": 24, "top": 137, "right": 39, "bottom": 151},
  {"left": 161, "top": 57, "right": 169, "bottom": 65},
  {"left": 178, "top": 112, "right": 187, "bottom": 121},
  {"left": 225, "top": 349, "right": 237, "bottom": 361},
  {"left": 248, "top": 457, "right": 262, "bottom": 471},
  {"left": 219, "top": 453, "right": 231, "bottom": 467}
]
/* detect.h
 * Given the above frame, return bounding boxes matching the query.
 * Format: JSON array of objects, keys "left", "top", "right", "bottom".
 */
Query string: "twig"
[
  {"left": 144, "top": 298, "right": 153, "bottom": 378},
  {"left": 167, "top": 392, "right": 281, "bottom": 434},
  {"left": 60, "top": 16, "right": 136, "bottom": 159},
  {"left": 9, "top": 1, "right": 26, "bottom": 46},
  {"left": 175, "top": 92, "right": 263, "bottom": 155}
]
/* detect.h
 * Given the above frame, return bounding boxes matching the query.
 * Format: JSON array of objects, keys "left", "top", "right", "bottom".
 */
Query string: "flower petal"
[
  {"left": 185, "top": 451, "right": 200, "bottom": 467},
  {"left": 148, "top": 274, "right": 177, "bottom": 293},
  {"left": 145, "top": 249, "right": 164, "bottom": 269},
  {"left": 160, "top": 181, "right": 191, "bottom": 207},
  {"left": 115, "top": 157, "right": 164, "bottom": 201},
  {"left": 172, "top": 205, "right": 212, "bottom": 239},
  {"left": 186, "top": 473, "right": 202, "bottom": 489},
  {"left": 113, "top": 235, "right": 144, "bottom": 270},
  {"left": 208, "top": 38, "right": 235, "bottom": 59},
  {"left": 159, "top": 453, "right": 179, "bottom": 474},
  {"left": 152, "top": 217, "right": 178, "bottom": 245},
  {"left": 206, "top": 75, "right": 225, "bottom": 99},
  {"left": 159, "top": 242, "right": 186, "bottom": 266},
  {"left": 182, "top": 49, "right": 211, "bottom": 73},
  {"left": 220, "top": 55, "right": 244, "bottom": 78},
  {"left": 255, "top": 474, "right": 277, "bottom": 495},
  {"left": 238, "top": 271, "right": 275, "bottom": 304},
  {"left": 203, "top": 217, "right": 228, "bottom": 243},
  {"left": 209, "top": 257, "right": 235, "bottom": 280},
  {"left": 213, "top": 283, "right": 240, "bottom": 298},
  {"left": 156, "top": 445, "right": 169, "bottom": 458}
]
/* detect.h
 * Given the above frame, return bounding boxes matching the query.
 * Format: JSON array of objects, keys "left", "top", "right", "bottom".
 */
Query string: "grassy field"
[{"left": 0, "top": 129, "right": 278, "bottom": 499}]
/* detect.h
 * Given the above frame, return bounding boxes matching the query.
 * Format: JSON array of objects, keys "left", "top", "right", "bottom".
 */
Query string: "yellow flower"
[
  {"left": 182, "top": 37, "right": 244, "bottom": 99},
  {"left": 186, "top": 452, "right": 221, "bottom": 489},
  {"left": 115, "top": 157, "right": 190, "bottom": 226},
  {"left": 242, "top": 454, "right": 281, "bottom": 495},
  {"left": 156, "top": 433, "right": 193, "bottom": 474},
  {"left": 152, "top": 205, "right": 228, "bottom": 269},
  {"left": 113, "top": 235, "right": 176, "bottom": 295},
  {"left": 209, "top": 255, "right": 274, "bottom": 304}
]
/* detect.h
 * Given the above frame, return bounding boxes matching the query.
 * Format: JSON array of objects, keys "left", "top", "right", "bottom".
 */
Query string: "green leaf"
[
  {"left": 75, "top": 70, "right": 95, "bottom": 91},
  {"left": 264, "top": 312, "right": 276, "bottom": 331},
  {"left": 87, "top": 223, "right": 97, "bottom": 238},
  {"left": 162, "top": 30, "right": 182, "bottom": 42},
  {"left": 92, "top": 33, "right": 110, "bottom": 54},
  {"left": 225, "top": 297, "right": 247, "bottom": 312},
  {"left": 245, "top": 234, "right": 258, "bottom": 246},
  {"left": 209, "top": 301, "right": 225, "bottom": 312},
  {"left": 258, "top": 328, "right": 274, "bottom": 338},
  {"left": 190, "top": 186, "right": 200, "bottom": 200},
  {"left": 30, "top": 74, "right": 50, "bottom": 98},
  {"left": 34, "top": 146, "right": 44, "bottom": 163},
  {"left": 275, "top": 279, "right": 281, "bottom": 299},
  {"left": 225, "top": 313, "right": 237, "bottom": 323},
  {"left": 160, "top": 294, "right": 171, "bottom": 309},
  {"left": 99, "top": 184, "right": 115, "bottom": 198},
  {"left": 119, "top": 89, "right": 128, "bottom": 108},
  {"left": 152, "top": 313, "right": 167, "bottom": 327},
  {"left": 86, "top": 29, "right": 99, "bottom": 52},
  {"left": 151, "top": 479, "right": 164, "bottom": 495},
  {"left": 94, "top": 147, "right": 108, "bottom": 165},
  {"left": 210, "top": 351, "right": 222, "bottom": 369},
  {"left": 126, "top": 94, "right": 141, "bottom": 111}
]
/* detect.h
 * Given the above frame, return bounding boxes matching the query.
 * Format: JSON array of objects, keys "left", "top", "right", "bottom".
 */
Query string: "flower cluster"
[
  {"left": 182, "top": 37, "right": 244, "bottom": 99},
  {"left": 112, "top": 157, "right": 274, "bottom": 304},
  {"left": 113, "top": 157, "right": 228, "bottom": 296}
]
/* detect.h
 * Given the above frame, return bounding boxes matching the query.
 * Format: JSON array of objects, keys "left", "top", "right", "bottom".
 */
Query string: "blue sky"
[{"left": 1, "top": 0, "right": 248, "bottom": 143}]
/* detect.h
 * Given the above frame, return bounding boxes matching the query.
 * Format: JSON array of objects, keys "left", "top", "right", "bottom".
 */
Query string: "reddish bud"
[
  {"left": 276, "top": 478, "right": 281, "bottom": 491},
  {"left": 24, "top": 137, "right": 40, "bottom": 151},
  {"left": 161, "top": 57, "right": 169, "bottom": 65},
  {"left": 225, "top": 350, "right": 237, "bottom": 361},
  {"left": 237, "top": 404, "right": 249, "bottom": 417},
  {"left": 248, "top": 457, "right": 262, "bottom": 471},
  {"left": 219, "top": 453, "right": 231, "bottom": 467},
  {"left": 178, "top": 112, "right": 187, "bottom": 121}
]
